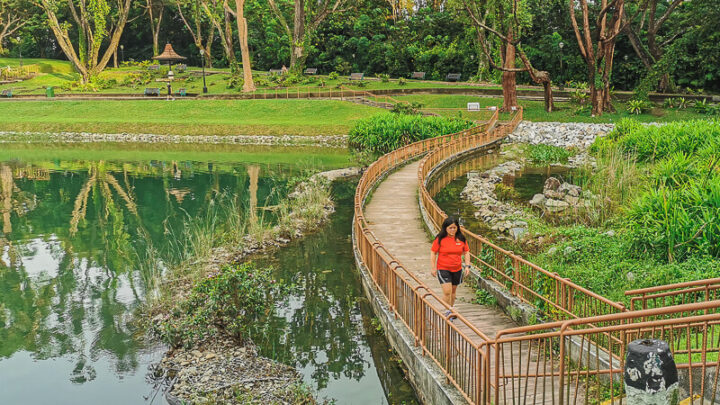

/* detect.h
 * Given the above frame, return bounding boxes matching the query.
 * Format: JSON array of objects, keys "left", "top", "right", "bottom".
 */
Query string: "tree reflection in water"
[
  {"left": 253, "top": 181, "right": 419, "bottom": 404},
  {"left": 0, "top": 159, "right": 289, "bottom": 399}
]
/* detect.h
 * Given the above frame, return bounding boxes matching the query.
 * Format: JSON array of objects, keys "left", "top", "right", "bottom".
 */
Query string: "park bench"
[
  {"left": 144, "top": 88, "right": 160, "bottom": 97},
  {"left": 176, "top": 88, "right": 187, "bottom": 97},
  {"left": 268, "top": 69, "right": 285, "bottom": 76},
  {"left": 349, "top": 73, "right": 364, "bottom": 81},
  {"left": 467, "top": 102, "right": 480, "bottom": 111},
  {"left": 148, "top": 65, "right": 161, "bottom": 71},
  {"left": 446, "top": 73, "right": 461, "bottom": 82},
  {"left": 176, "top": 64, "right": 187, "bottom": 72},
  {"left": 411, "top": 71, "right": 426, "bottom": 80},
  {"left": 304, "top": 68, "right": 318, "bottom": 75},
  {"left": 1, "top": 89, "right": 12, "bottom": 98}
]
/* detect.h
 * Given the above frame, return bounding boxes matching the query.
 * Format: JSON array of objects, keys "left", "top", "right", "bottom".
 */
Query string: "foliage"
[
  {"left": 328, "top": 71, "right": 339, "bottom": 80},
  {"left": 390, "top": 101, "right": 423, "bottom": 115},
  {"left": 348, "top": 113, "right": 474, "bottom": 153},
  {"left": 153, "top": 263, "right": 290, "bottom": 348},
  {"left": 494, "top": 183, "right": 519, "bottom": 201},
  {"left": 525, "top": 144, "right": 572, "bottom": 164},
  {"left": 590, "top": 118, "right": 720, "bottom": 261},
  {"left": 569, "top": 82, "right": 589, "bottom": 105},
  {"left": 532, "top": 228, "right": 720, "bottom": 303},
  {"left": 626, "top": 99, "right": 651, "bottom": 115},
  {"left": 473, "top": 289, "right": 498, "bottom": 307},
  {"left": 398, "top": 77, "right": 407, "bottom": 86}
]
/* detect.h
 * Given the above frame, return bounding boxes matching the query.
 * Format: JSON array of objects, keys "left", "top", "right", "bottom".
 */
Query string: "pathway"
[{"left": 364, "top": 159, "right": 571, "bottom": 404}]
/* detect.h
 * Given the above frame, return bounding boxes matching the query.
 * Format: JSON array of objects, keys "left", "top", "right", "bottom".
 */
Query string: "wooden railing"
[
  {"left": 354, "top": 106, "right": 720, "bottom": 404},
  {"left": 416, "top": 108, "right": 627, "bottom": 324},
  {"left": 353, "top": 109, "right": 499, "bottom": 404}
]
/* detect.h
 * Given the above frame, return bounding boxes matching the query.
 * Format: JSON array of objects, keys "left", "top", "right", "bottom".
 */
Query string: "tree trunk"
[
  {"left": 235, "top": 0, "right": 255, "bottom": 92},
  {"left": 289, "top": 0, "right": 306, "bottom": 71},
  {"left": 223, "top": 8, "right": 236, "bottom": 64},
  {"left": 501, "top": 30, "right": 518, "bottom": 112},
  {"left": 113, "top": 50, "right": 118, "bottom": 68}
]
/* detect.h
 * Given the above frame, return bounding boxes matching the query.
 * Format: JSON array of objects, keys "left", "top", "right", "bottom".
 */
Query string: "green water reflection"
[
  {"left": 0, "top": 145, "right": 357, "bottom": 404},
  {"left": 253, "top": 181, "right": 419, "bottom": 405}
]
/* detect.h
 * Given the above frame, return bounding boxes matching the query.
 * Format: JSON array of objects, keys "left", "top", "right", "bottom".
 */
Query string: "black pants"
[{"left": 437, "top": 269, "right": 463, "bottom": 285}]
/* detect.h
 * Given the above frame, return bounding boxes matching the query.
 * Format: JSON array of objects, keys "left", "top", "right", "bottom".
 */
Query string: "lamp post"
[
  {"left": 16, "top": 37, "right": 22, "bottom": 68},
  {"left": 120, "top": 45, "right": 124, "bottom": 64},
  {"left": 558, "top": 41, "right": 565, "bottom": 90},
  {"left": 200, "top": 50, "right": 208, "bottom": 94}
]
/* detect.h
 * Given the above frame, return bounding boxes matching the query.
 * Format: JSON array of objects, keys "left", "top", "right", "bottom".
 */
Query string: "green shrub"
[
  {"left": 398, "top": 77, "right": 407, "bottom": 86},
  {"left": 628, "top": 177, "right": 720, "bottom": 262},
  {"left": 525, "top": 144, "right": 572, "bottom": 164},
  {"left": 391, "top": 101, "right": 424, "bottom": 115},
  {"left": 599, "top": 119, "right": 720, "bottom": 162},
  {"left": 153, "top": 263, "right": 290, "bottom": 348},
  {"left": 494, "top": 183, "right": 519, "bottom": 201},
  {"left": 377, "top": 73, "right": 390, "bottom": 82},
  {"left": 328, "top": 71, "right": 339, "bottom": 80},
  {"left": 627, "top": 99, "right": 651, "bottom": 115},
  {"left": 349, "top": 113, "right": 474, "bottom": 153}
]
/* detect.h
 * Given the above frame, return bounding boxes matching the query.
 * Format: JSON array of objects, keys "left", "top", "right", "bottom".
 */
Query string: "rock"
[
  {"left": 509, "top": 227, "right": 527, "bottom": 241},
  {"left": 205, "top": 353, "right": 216, "bottom": 360},
  {"left": 565, "top": 195, "right": 580, "bottom": 206},
  {"left": 547, "top": 247, "right": 558, "bottom": 256},
  {"left": 604, "top": 230, "right": 616, "bottom": 237},
  {"left": 192, "top": 350, "right": 203, "bottom": 358},
  {"left": 563, "top": 246, "right": 575, "bottom": 256},
  {"left": 506, "top": 121, "right": 616, "bottom": 150},
  {"left": 545, "top": 199, "right": 569, "bottom": 211},
  {"left": 529, "top": 193, "right": 546, "bottom": 206},
  {"left": 626, "top": 272, "right": 635, "bottom": 282}
]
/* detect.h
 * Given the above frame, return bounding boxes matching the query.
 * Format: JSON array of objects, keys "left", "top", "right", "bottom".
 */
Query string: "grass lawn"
[
  {"left": 0, "top": 143, "right": 352, "bottom": 168},
  {"left": 0, "top": 57, "right": 512, "bottom": 96},
  {"left": 0, "top": 99, "right": 379, "bottom": 136},
  {"left": 392, "top": 94, "right": 710, "bottom": 123}
]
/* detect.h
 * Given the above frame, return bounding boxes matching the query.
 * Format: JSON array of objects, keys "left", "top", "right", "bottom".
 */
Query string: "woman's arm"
[
  {"left": 463, "top": 251, "right": 471, "bottom": 276},
  {"left": 430, "top": 251, "right": 437, "bottom": 277}
]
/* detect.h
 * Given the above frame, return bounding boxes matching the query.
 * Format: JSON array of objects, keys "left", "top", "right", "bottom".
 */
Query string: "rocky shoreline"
[
  {"left": 507, "top": 121, "right": 614, "bottom": 149},
  {"left": 150, "top": 168, "right": 361, "bottom": 404},
  {"left": 0, "top": 131, "right": 348, "bottom": 147},
  {"left": 460, "top": 122, "right": 614, "bottom": 239}
]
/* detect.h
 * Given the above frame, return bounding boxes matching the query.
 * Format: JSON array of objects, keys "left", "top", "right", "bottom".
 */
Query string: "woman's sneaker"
[{"left": 444, "top": 309, "right": 457, "bottom": 320}]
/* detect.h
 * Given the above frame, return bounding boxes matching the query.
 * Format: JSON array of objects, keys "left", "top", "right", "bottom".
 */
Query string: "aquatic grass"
[
  {"left": 525, "top": 144, "right": 572, "bottom": 164},
  {"left": 572, "top": 145, "right": 646, "bottom": 225},
  {"left": 348, "top": 113, "right": 474, "bottom": 153}
]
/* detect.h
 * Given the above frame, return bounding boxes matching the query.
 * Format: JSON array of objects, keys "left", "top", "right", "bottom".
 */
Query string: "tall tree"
[
  {"left": 200, "top": 0, "right": 236, "bottom": 64},
  {"left": 145, "top": 0, "right": 165, "bottom": 56},
  {"left": 175, "top": 0, "right": 215, "bottom": 67},
  {"left": 266, "top": 0, "right": 349, "bottom": 70},
  {"left": 36, "top": 0, "right": 132, "bottom": 82},
  {"left": 623, "top": 0, "right": 684, "bottom": 92},
  {"left": 464, "top": 0, "right": 555, "bottom": 112},
  {"left": 569, "top": 0, "right": 643, "bottom": 115},
  {"left": 0, "top": 0, "right": 29, "bottom": 55},
  {"left": 226, "top": 0, "right": 254, "bottom": 91}
]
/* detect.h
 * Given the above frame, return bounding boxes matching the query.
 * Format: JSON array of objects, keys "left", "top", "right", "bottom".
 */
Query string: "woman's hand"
[
  {"left": 431, "top": 268, "right": 437, "bottom": 277},
  {"left": 463, "top": 264, "right": 470, "bottom": 278}
]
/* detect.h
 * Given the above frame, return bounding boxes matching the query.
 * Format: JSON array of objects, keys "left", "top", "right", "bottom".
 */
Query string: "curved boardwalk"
[
  {"left": 365, "top": 160, "right": 568, "bottom": 404},
  {"left": 364, "top": 161, "right": 516, "bottom": 336}
]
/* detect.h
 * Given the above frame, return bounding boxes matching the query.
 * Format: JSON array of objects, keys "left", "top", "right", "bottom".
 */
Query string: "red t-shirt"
[{"left": 431, "top": 236, "right": 469, "bottom": 272}]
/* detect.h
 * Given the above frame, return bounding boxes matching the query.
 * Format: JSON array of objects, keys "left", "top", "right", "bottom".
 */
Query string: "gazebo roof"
[{"left": 153, "top": 43, "right": 186, "bottom": 62}]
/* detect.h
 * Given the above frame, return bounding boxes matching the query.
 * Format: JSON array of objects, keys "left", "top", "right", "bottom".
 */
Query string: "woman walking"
[{"left": 430, "top": 217, "right": 470, "bottom": 319}]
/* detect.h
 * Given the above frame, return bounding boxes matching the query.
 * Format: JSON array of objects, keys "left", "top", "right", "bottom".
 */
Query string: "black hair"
[{"left": 435, "top": 216, "right": 466, "bottom": 242}]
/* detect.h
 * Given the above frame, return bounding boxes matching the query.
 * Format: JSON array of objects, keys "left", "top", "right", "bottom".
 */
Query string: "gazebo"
[
  {"left": 153, "top": 43, "right": 186, "bottom": 97},
  {"left": 153, "top": 43, "right": 186, "bottom": 67}
]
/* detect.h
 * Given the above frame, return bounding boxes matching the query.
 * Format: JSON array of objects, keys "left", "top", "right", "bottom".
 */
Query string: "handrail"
[
  {"left": 355, "top": 103, "right": 720, "bottom": 403},
  {"left": 416, "top": 107, "right": 626, "bottom": 323},
  {"left": 353, "top": 108, "right": 501, "bottom": 404}
]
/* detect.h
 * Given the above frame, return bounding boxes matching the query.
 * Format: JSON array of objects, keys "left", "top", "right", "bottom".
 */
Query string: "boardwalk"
[
  {"left": 365, "top": 160, "right": 517, "bottom": 338},
  {"left": 364, "top": 159, "right": 571, "bottom": 404}
]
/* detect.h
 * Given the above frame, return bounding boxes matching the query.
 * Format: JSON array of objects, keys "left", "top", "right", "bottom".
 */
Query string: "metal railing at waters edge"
[{"left": 354, "top": 105, "right": 720, "bottom": 404}]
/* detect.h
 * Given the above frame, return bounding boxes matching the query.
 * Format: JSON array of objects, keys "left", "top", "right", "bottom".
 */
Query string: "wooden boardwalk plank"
[{"left": 363, "top": 160, "right": 581, "bottom": 404}]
